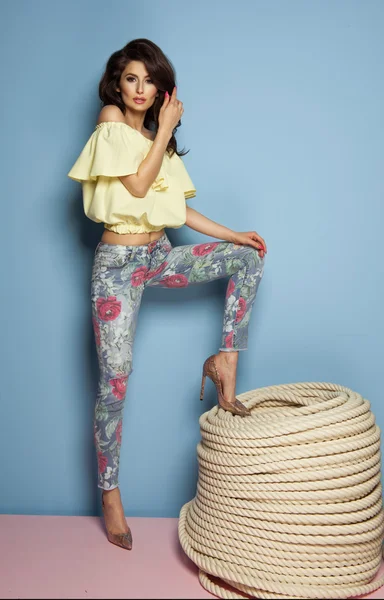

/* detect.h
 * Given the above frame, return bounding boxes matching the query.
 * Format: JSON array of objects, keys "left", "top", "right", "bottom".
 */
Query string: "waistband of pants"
[{"left": 95, "top": 233, "right": 169, "bottom": 255}]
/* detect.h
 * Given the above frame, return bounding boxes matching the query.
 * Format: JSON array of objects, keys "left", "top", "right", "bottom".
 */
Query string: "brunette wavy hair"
[{"left": 99, "top": 38, "right": 188, "bottom": 157}]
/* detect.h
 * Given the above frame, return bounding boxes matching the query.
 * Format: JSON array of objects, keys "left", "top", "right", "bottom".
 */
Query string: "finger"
[
  {"left": 252, "top": 232, "right": 267, "bottom": 252},
  {"left": 248, "top": 239, "right": 261, "bottom": 251},
  {"left": 248, "top": 232, "right": 260, "bottom": 244},
  {"left": 248, "top": 238, "right": 265, "bottom": 254},
  {"left": 257, "top": 235, "right": 267, "bottom": 252},
  {"left": 171, "top": 86, "right": 177, "bottom": 101},
  {"left": 251, "top": 240, "right": 265, "bottom": 256},
  {"left": 250, "top": 231, "right": 264, "bottom": 245}
]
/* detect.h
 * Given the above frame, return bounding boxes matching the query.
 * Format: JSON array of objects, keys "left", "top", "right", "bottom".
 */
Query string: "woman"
[{"left": 68, "top": 38, "right": 267, "bottom": 551}]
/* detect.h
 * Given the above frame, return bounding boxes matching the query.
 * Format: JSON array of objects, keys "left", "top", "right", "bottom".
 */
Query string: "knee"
[{"left": 243, "top": 246, "right": 264, "bottom": 268}]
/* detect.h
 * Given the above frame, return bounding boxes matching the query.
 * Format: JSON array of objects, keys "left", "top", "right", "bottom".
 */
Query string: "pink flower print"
[
  {"left": 163, "top": 244, "right": 172, "bottom": 253},
  {"left": 161, "top": 274, "right": 189, "bottom": 288},
  {"left": 110, "top": 375, "right": 128, "bottom": 400},
  {"left": 147, "top": 240, "right": 158, "bottom": 253},
  {"left": 97, "top": 451, "right": 108, "bottom": 474},
  {"left": 192, "top": 242, "right": 219, "bottom": 256},
  {"left": 116, "top": 420, "right": 122, "bottom": 444},
  {"left": 226, "top": 279, "right": 235, "bottom": 298},
  {"left": 235, "top": 297, "right": 247, "bottom": 323},
  {"left": 96, "top": 296, "right": 121, "bottom": 321},
  {"left": 146, "top": 261, "right": 168, "bottom": 280},
  {"left": 131, "top": 266, "right": 149, "bottom": 287},
  {"left": 92, "top": 317, "right": 101, "bottom": 346},
  {"left": 225, "top": 331, "right": 234, "bottom": 348}
]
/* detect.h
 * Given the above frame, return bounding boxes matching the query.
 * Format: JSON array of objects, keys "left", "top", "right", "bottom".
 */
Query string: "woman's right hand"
[{"left": 158, "top": 86, "right": 184, "bottom": 136}]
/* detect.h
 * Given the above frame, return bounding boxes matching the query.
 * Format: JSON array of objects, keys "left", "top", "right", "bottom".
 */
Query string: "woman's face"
[{"left": 117, "top": 60, "right": 158, "bottom": 110}]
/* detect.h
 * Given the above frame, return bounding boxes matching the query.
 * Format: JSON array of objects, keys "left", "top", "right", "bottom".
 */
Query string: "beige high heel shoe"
[
  {"left": 102, "top": 491, "right": 132, "bottom": 550},
  {"left": 200, "top": 355, "right": 251, "bottom": 417}
]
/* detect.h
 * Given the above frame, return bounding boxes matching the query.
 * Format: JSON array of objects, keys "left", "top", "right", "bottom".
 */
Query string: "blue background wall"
[{"left": 1, "top": 0, "right": 383, "bottom": 517}]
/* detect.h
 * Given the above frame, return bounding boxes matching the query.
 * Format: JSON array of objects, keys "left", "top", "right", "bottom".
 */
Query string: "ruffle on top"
[{"left": 67, "top": 121, "right": 196, "bottom": 233}]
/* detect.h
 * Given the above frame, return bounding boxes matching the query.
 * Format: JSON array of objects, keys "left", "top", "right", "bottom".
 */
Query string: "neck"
[{"left": 124, "top": 108, "right": 147, "bottom": 132}]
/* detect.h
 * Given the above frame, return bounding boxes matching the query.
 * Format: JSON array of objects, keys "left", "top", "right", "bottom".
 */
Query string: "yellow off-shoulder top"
[{"left": 67, "top": 121, "right": 196, "bottom": 234}]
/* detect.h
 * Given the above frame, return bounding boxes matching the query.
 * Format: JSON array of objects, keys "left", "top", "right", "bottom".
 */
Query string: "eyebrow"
[{"left": 125, "top": 72, "right": 151, "bottom": 78}]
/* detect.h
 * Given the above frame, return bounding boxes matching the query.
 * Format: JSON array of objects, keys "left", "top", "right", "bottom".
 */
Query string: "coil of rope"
[{"left": 178, "top": 382, "right": 384, "bottom": 599}]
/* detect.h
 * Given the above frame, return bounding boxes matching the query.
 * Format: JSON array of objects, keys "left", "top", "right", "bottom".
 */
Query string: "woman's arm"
[
  {"left": 120, "top": 127, "right": 171, "bottom": 197},
  {"left": 185, "top": 206, "right": 236, "bottom": 241},
  {"left": 185, "top": 207, "right": 267, "bottom": 255},
  {"left": 97, "top": 105, "right": 172, "bottom": 198}
]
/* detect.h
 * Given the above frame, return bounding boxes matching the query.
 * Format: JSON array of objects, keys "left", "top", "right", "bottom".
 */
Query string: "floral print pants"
[{"left": 91, "top": 233, "right": 265, "bottom": 489}]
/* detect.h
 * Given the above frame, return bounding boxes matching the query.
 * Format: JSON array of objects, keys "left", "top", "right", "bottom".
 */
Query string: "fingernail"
[{"left": 165, "top": 91, "right": 169, "bottom": 98}]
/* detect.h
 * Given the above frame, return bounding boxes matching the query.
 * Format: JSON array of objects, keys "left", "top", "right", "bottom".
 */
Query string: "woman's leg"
[
  {"left": 91, "top": 243, "right": 148, "bottom": 490},
  {"left": 146, "top": 238, "right": 265, "bottom": 401},
  {"left": 147, "top": 239, "right": 265, "bottom": 349},
  {"left": 91, "top": 242, "right": 149, "bottom": 541}
]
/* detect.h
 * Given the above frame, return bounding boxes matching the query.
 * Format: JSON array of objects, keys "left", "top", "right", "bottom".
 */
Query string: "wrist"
[
  {"left": 224, "top": 229, "right": 236, "bottom": 243},
  {"left": 157, "top": 125, "right": 173, "bottom": 142}
]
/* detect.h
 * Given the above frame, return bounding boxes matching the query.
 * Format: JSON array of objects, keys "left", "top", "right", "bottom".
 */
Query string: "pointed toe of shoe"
[
  {"left": 233, "top": 399, "right": 252, "bottom": 416},
  {"left": 107, "top": 530, "right": 133, "bottom": 550}
]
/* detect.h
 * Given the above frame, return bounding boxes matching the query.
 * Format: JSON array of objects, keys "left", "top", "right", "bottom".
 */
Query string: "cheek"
[
  {"left": 150, "top": 89, "right": 158, "bottom": 101},
  {"left": 147, "top": 84, "right": 157, "bottom": 97},
  {"left": 121, "top": 82, "right": 134, "bottom": 96}
]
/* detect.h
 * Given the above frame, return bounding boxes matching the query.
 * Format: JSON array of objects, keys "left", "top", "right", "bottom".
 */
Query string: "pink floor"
[{"left": 0, "top": 515, "right": 383, "bottom": 599}]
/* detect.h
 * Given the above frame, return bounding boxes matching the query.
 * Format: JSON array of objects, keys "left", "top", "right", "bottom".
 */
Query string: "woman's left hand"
[{"left": 230, "top": 231, "right": 267, "bottom": 258}]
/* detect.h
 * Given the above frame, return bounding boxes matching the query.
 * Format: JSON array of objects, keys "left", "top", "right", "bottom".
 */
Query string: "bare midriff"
[{"left": 101, "top": 228, "right": 165, "bottom": 246}]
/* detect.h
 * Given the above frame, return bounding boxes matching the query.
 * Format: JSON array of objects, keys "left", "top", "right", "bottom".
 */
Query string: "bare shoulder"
[{"left": 96, "top": 105, "right": 125, "bottom": 125}]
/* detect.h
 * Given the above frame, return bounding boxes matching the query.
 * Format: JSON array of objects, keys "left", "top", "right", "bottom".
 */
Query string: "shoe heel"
[{"left": 200, "top": 373, "right": 206, "bottom": 401}]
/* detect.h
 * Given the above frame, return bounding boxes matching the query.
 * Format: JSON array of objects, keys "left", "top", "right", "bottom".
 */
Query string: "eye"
[{"left": 126, "top": 77, "right": 153, "bottom": 84}]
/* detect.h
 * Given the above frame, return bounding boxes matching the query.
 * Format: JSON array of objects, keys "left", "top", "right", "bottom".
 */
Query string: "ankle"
[
  {"left": 218, "top": 350, "right": 238, "bottom": 364},
  {"left": 102, "top": 487, "right": 120, "bottom": 503}
]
